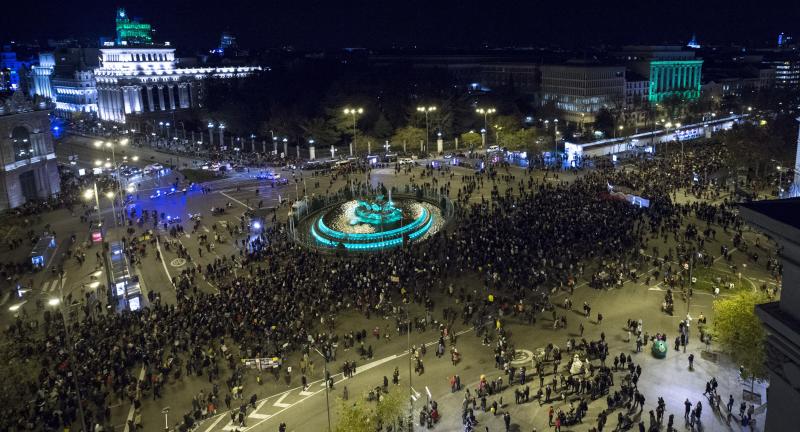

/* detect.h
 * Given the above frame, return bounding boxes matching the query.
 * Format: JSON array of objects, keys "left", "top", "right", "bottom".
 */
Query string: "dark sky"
[{"left": 3, "top": 0, "right": 799, "bottom": 50}]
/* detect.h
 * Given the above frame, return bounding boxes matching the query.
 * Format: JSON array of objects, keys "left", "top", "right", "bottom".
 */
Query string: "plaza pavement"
[{"left": 0, "top": 134, "right": 775, "bottom": 431}]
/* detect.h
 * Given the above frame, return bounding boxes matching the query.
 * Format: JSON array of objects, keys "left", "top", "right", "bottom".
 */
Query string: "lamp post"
[
  {"left": 417, "top": 106, "right": 437, "bottom": 153},
  {"left": 476, "top": 108, "right": 496, "bottom": 149},
  {"left": 83, "top": 181, "right": 103, "bottom": 226},
  {"left": 312, "top": 347, "right": 333, "bottom": 432},
  {"left": 94, "top": 138, "right": 129, "bottom": 225},
  {"left": 343, "top": 107, "right": 364, "bottom": 152},
  {"left": 207, "top": 122, "right": 214, "bottom": 148},
  {"left": 52, "top": 275, "right": 89, "bottom": 432}
]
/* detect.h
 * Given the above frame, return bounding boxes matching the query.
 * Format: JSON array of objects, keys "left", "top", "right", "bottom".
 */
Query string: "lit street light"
[
  {"left": 343, "top": 107, "right": 364, "bottom": 152},
  {"left": 417, "top": 106, "right": 437, "bottom": 153},
  {"left": 475, "top": 108, "right": 496, "bottom": 149}
]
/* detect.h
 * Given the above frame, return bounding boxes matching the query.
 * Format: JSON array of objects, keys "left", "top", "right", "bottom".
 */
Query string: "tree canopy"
[{"left": 712, "top": 291, "right": 770, "bottom": 383}]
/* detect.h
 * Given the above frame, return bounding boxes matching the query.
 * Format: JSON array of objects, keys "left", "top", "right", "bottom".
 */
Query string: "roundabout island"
[{"left": 298, "top": 192, "right": 448, "bottom": 251}]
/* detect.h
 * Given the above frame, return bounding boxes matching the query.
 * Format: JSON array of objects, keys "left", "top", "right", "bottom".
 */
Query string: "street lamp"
[
  {"left": 312, "top": 347, "right": 333, "bottom": 432},
  {"left": 343, "top": 107, "right": 364, "bottom": 151},
  {"left": 417, "top": 106, "right": 437, "bottom": 153},
  {"left": 475, "top": 108, "right": 496, "bottom": 148},
  {"left": 53, "top": 272, "right": 89, "bottom": 432}
]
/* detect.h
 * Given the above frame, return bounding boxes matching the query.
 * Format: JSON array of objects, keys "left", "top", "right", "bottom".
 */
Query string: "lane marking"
[
  {"left": 273, "top": 392, "right": 292, "bottom": 408},
  {"left": 203, "top": 327, "right": 475, "bottom": 431},
  {"left": 248, "top": 413, "right": 271, "bottom": 420},
  {"left": 221, "top": 192, "right": 253, "bottom": 210},
  {"left": 155, "top": 237, "right": 176, "bottom": 291}
]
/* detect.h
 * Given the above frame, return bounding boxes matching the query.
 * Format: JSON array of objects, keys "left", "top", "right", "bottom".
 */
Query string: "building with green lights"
[
  {"left": 615, "top": 46, "right": 703, "bottom": 103},
  {"left": 647, "top": 59, "right": 703, "bottom": 102},
  {"left": 115, "top": 8, "right": 153, "bottom": 46}
]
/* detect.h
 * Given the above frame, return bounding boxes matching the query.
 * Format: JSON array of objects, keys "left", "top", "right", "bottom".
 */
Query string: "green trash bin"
[{"left": 652, "top": 339, "right": 668, "bottom": 359}]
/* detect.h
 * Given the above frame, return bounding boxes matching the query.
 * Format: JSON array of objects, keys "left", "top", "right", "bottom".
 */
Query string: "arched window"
[{"left": 11, "top": 126, "right": 34, "bottom": 161}]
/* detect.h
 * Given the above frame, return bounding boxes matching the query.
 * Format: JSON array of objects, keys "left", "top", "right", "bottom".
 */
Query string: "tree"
[
  {"left": 335, "top": 397, "right": 373, "bottom": 432},
  {"left": 712, "top": 291, "right": 769, "bottom": 391},
  {"left": 334, "top": 388, "right": 406, "bottom": 432},
  {"left": 299, "top": 117, "right": 340, "bottom": 146},
  {"left": 492, "top": 114, "right": 522, "bottom": 133},
  {"left": 459, "top": 131, "right": 482, "bottom": 148},
  {"left": 504, "top": 128, "right": 538, "bottom": 150},
  {"left": 375, "top": 388, "right": 406, "bottom": 430},
  {"left": 371, "top": 112, "right": 394, "bottom": 139},
  {"left": 391, "top": 126, "right": 426, "bottom": 151},
  {"left": 594, "top": 108, "right": 615, "bottom": 137},
  {"left": 0, "top": 343, "right": 37, "bottom": 411}
]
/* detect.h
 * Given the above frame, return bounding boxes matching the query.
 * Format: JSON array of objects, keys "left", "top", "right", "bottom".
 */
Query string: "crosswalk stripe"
[{"left": 248, "top": 413, "right": 271, "bottom": 419}]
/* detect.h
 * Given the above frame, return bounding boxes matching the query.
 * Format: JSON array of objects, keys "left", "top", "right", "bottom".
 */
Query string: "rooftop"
[{"left": 740, "top": 197, "right": 800, "bottom": 231}]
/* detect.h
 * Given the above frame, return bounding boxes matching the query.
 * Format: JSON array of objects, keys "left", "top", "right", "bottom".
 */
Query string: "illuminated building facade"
[
  {"left": 615, "top": 46, "right": 703, "bottom": 103},
  {"left": 94, "top": 47, "right": 260, "bottom": 123},
  {"left": 0, "top": 92, "right": 60, "bottom": 210},
  {"left": 646, "top": 60, "right": 703, "bottom": 102},
  {"left": 763, "top": 53, "right": 800, "bottom": 89},
  {"left": 115, "top": 8, "right": 153, "bottom": 45},
  {"left": 31, "top": 53, "right": 54, "bottom": 100},
  {"left": 540, "top": 63, "right": 625, "bottom": 124}
]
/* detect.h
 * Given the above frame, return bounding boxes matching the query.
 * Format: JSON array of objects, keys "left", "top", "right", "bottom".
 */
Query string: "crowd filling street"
[{"left": 0, "top": 134, "right": 780, "bottom": 432}]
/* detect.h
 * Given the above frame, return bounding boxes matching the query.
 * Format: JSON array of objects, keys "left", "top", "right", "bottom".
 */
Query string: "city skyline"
[{"left": 2, "top": 0, "right": 798, "bottom": 50}]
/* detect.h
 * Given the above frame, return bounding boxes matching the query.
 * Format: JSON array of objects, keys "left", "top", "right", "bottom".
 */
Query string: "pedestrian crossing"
[{"left": 41, "top": 279, "right": 60, "bottom": 294}]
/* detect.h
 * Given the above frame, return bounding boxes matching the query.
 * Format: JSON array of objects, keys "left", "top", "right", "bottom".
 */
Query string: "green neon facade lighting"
[
  {"left": 115, "top": 8, "right": 153, "bottom": 45},
  {"left": 648, "top": 60, "right": 703, "bottom": 103}
]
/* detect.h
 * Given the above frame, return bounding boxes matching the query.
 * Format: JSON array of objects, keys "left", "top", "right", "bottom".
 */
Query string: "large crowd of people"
[{"left": 0, "top": 138, "right": 780, "bottom": 431}]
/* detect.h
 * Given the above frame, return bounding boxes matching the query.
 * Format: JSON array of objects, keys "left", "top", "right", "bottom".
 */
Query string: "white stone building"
[
  {"left": 0, "top": 92, "right": 60, "bottom": 210},
  {"left": 94, "top": 46, "right": 261, "bottom": 123}
]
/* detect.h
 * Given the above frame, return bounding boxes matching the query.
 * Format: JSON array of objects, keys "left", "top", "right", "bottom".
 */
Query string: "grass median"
[{"left": 180, "top": 168, "right": 224, "bottom": 184}]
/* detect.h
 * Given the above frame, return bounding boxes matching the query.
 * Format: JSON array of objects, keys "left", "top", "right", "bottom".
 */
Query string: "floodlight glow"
[{"left": 48, "top": 298, "right": 60, "bottom": 306}]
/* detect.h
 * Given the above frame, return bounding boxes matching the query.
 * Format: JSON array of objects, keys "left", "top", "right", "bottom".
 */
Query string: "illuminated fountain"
[{"left": 301, "top": 192, "right": 446, "bottom": 251}]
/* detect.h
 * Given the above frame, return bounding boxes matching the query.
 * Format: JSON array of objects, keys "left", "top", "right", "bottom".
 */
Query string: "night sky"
[{"left": 3, "top": 0, "right": 799, "bottom": 50}]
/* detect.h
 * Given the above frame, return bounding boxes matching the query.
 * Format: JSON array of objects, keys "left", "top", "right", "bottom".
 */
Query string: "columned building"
[
  {"left": 647, "top": 59, "right": 703, "bottom": 102},
  {"left": 95, "top": 47, "right": 260, "bottom": 124},
  {"left": 31, "top": 53, "right": 55, "bottom": 100},
  {"left": 614, "top": 46, "right": 703, "bottom": 103},
  {"left": 0, "top": 92, "right": 60, "bottom": 210}
]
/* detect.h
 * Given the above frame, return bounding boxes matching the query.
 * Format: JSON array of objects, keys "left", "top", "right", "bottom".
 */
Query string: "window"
[{"left": 11, "top": 126, "right": 34, "bottom": 161}]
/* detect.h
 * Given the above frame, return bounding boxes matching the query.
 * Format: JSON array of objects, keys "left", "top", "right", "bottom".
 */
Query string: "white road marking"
[
  {"left": 221, "top": 191, "right": 253, "bottom": 210},
  {"left": 248, "top": 413, "right": 271, "bottom": 420},
  {"left": 203, "top": 327, "right": 476, "bottom": 431},
  {"left": 273, "top": 392, "right": 292, "bottom": 408},
  {"left": 2, "top": 225, "right": 16, "bottom": 240},
  {"left": 155, "top": 237, "right": 176, "bottom": 290}
]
